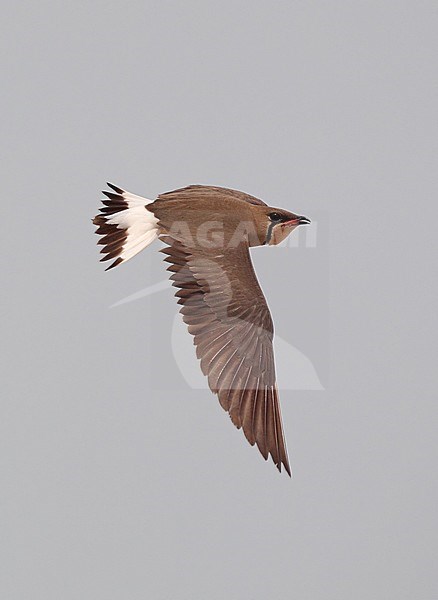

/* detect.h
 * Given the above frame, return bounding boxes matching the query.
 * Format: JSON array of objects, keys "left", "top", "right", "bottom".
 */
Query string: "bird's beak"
[{"left": 282, "top": 215, "right": 311, "bottom": 227}]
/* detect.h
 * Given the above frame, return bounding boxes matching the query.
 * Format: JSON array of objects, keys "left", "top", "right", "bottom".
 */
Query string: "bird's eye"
[{"left": 268, "top": 212, "right": 283, "bottom": 222}]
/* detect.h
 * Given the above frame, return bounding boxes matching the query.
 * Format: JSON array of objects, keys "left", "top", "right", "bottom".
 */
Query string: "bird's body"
[{"left": 94, "top": 183, "right": 310, "bottom": 476}]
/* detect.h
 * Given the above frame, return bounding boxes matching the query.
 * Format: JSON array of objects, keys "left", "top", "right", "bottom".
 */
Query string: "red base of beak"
[{"left": 283, "top": 216, "right": 311, "bottom": 227}]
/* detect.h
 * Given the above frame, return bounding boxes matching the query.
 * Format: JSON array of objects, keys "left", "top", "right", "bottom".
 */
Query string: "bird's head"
[{"left": 249, "top": 205, "right": 311, "bottom": 247}]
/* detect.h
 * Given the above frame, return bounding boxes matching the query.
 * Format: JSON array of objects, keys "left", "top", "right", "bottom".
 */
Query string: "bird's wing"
[
  {"left": 160, "top": 233, "right": 291, "bottom": 476},
  {"left": 158, "top": 184, "right": 268, "bottom": 206}
]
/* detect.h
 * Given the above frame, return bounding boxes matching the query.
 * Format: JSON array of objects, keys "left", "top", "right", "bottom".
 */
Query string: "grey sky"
[{"left": 2, "top": 2, "right": 437, "bottom": 599}]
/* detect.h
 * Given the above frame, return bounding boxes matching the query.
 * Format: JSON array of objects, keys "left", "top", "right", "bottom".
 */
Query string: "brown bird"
[{"left": 93, "top": 183, "right": 311, "bottom": 476}]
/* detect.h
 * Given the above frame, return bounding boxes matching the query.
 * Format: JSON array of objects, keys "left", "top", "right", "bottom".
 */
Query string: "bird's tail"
[{"left": 93, "top": 183, "right": 159, "bottom": 270}]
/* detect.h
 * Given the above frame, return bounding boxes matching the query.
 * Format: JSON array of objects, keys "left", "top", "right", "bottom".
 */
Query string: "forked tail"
[{"left": 93, "top": 183, "right": 159, "bottom": 270}]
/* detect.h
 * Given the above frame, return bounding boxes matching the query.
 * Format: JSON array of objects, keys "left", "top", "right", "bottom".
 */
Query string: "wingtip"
[{"left": 275, "top": 458, "right": 292, "bottom": 478}]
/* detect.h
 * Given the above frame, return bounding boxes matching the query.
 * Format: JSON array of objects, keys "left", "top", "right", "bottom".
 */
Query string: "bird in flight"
[{"left": 93, "top": 183, "right": 311, "bottom": 476}]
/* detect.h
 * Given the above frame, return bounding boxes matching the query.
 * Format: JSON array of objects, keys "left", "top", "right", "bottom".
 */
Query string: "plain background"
[{"left": 2, "top": 1, "right": 437, "bottom": 598}]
